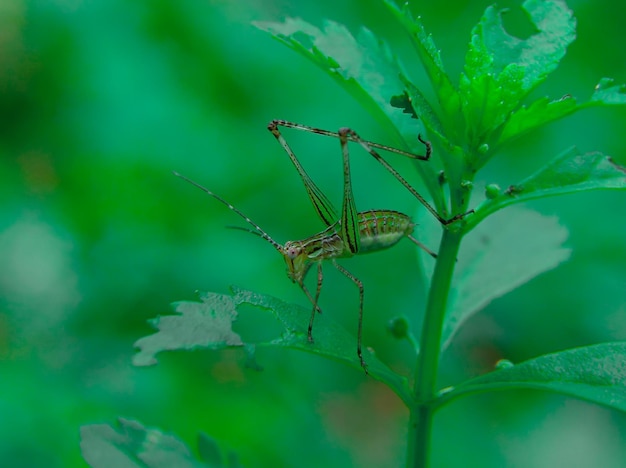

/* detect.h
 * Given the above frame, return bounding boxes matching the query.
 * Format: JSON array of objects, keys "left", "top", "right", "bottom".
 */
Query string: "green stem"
[{"left": 406, "top": 228, "right": 463, "bottom": 468}]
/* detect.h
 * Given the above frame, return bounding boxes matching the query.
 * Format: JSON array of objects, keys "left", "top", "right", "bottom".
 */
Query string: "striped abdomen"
[{"left": 357, "top": 209, "right": 415, "bottom": 254}]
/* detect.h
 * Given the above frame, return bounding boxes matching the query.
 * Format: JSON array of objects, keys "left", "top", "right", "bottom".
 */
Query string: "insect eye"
[{"left": 284, "top": 243, "right": 299, "bottom": 259}]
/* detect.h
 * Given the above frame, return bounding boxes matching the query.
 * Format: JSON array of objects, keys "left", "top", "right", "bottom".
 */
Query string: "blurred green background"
[{"left": 1, "top": 0, "right": 625, "bottom": 466}]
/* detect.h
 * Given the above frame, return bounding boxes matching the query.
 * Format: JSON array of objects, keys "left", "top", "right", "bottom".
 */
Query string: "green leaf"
[
  {"left": 498, "top": 94, "right": 578, "bottom": 145},
  {"left": 234, "top": 288, "right": 411, "bottom": 403},
  {"left": 379, "top": 0, "right": 461, "bottom": 132},
  {"left": 398, "top": 74, "right": 446, "bottom": 142},
  {"left": 80, "top": 418, "right": 210, "bottom": 468},
  {"left": 468, "top": 148, "right": 626, "bottom": 229},
  {"left": 459, "top": 0, "right": 576, "bottom": 151},
  {"left": 418, "top": 207, "right": 571, "bottom": 350},
  {"left": 133, "top": 287, "right": 412, "bottom": 405},
  {"left": 498, "top": 78, "right": 626, "bottom": 146},
  {"left": 390, "top": 75, "right": 466, "bottom": 202},
  {"left": 470, "top": 0, "right": 576, "bottom": 90},
  {"left": 439, "top": 342, "right": 626, "bottom": 413}
]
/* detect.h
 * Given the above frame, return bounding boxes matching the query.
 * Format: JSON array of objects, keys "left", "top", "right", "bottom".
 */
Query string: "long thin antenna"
[{"left": 173, "top": 171, "right": 283, "bottom": 253}]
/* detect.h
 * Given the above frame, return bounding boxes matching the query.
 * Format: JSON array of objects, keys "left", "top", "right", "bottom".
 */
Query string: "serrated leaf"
[
  {"left": 441, "top": 342, "right": 626, "bottom": 413},
  {"left": 418, "top": 207, "right": 571, "bottom": 349},
  {"left": 468, "top": 0, "right": 576, "bottom": 89},
  {"left": 379, "top": 0, "right": 461, "bottom": 130},
  {"left": 80, "top": 418, "right": 208, "bottom": 468},
  {"left": 254, "top": 18, "right": 422, "bottom": 150},
  {"left": 134, "top": 287, "right": 412, "bottom": 404},
  {"left": 389, "top": 75, "right": 452, "bottom": 212},
  {"left": 133, "top": 293, "right": 243, "bottom": 367},
  {"left": 498, "top": 95, "right": 578, "bottom": 145},
  {"left": 399, "top": 74, "right": 446, "bottom": 141},
  {"left": 498, "top": 77, "right": 626, "bottom": 146},
  {"left": 460, "top": 0, "right": 576, "bottom": 151},
  {"left": 470, "top": 148, "right": 626, "bottom": 229}
]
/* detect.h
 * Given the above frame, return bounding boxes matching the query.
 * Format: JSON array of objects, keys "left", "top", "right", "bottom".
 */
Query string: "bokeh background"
[{"left": 1, "top": 0, "right": 625, "bottom": 466}]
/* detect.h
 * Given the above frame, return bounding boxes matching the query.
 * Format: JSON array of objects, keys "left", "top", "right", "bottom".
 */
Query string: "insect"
[{"left": 175, "top": 120, "right": 469, "bottom": 373}]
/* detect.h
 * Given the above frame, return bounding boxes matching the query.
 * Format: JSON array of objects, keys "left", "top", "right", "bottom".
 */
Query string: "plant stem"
[{"left": 406, "top": 228, "right": 463, "bottom": 468}]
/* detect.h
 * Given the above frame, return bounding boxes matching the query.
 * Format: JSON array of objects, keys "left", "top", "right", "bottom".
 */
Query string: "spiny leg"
[
  {"left": 270, "top": 119, "right": 431, "bottom": 161},
  {"left": 332, "top": 260, "right": 367, "bottom": 373},
  {"left": 269, "top": 120, "right": 472, "bottom": 225},
  {"left": 339, "top": 122, "right": 448, "bottom": 225},
  {"left": 341, "top": 128, "right": 469, "bottom": 225},
  {"left": 267, "top": 121, "right": 336, "bottom": 227}
]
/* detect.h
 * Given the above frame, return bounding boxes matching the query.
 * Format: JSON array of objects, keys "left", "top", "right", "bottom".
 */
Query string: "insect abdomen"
[{"left": 357, "top": 210, "right": 414, "bottom": 253}]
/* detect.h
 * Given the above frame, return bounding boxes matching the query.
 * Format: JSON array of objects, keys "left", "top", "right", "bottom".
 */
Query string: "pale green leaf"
[
  {"left": 417, "top": 206, "right": 570, "bottom": 349},
  {"left": 133, "top": 292, "right": 243, "bottom": 367},
  {"left": 80, "top": 418, "right": 208, "bottom": 468},
  {"left": 441, "top": 207, "right": 570, "bottom": 348},
  {"left": 254, "top": 17, "right": 423, "bottom": 150},
  {"left": 441, "top": 342, "right": 626, "bottom": 413}
]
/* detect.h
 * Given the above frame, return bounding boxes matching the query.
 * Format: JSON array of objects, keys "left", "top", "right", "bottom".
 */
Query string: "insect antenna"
[
  {"left": 226, "top": 225, "right": 268, "bottom": 240},
  {"left": 173, "top": 171, "right": 283, "bottom": 253}
]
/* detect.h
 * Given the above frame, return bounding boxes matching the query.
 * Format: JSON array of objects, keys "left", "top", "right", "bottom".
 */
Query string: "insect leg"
[
  {"left": 333, "top": 260, "right": 367, "bottom": 374},
  {"left": 269, "top": 119, "right": 431, "bottom": 161},
  {"left": 338, "top": 128, "right": 360, "bottom": 255},
  {"left": 267, "top": 121, "right": 337, "bottom": 227},
  {"left": 341, "top": 128, "right": 468, "bottom": 225},
  {"left": 296, "top": 266, "right": 323, "bottom": 343},
  {"left": 269, "top": 120, "right": 473, "bottom": 225},
  {"left": 306, "top": 262, "right": 324, "bottom": 343},
  {"left": 407, "top": 234, "right": 438, "bottom": 259}
]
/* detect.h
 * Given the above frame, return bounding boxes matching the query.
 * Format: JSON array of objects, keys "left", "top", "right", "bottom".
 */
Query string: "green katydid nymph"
[{"left": 175, "top": 120, "right": 471, "bottom": 373}]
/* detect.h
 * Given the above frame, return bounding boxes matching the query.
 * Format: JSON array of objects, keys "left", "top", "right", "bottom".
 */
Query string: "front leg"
[{"left": 298, "top": 262, "right": 324, "bottom": 343}]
